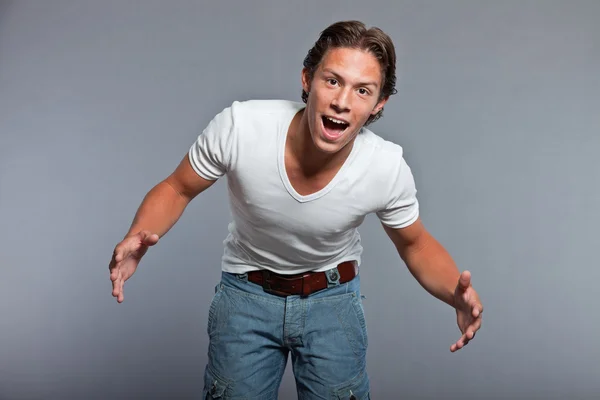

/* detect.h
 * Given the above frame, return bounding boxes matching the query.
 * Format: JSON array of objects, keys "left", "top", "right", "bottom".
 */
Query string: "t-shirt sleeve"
[
  {"left": 188, "top": 104, "right": 236, "bottom": 180},
  {"left": 376, "top": 155, "right": 420, "bottom": 229}
]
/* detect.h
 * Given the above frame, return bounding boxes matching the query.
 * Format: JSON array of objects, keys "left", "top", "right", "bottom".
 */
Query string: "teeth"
[{"left": 325, "top": 116, "right": 347, "bottom": 125}]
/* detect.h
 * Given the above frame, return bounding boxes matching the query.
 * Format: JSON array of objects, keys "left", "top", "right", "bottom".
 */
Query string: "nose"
[{"left": 331, "top": 88, "right": 351, "bottom": 113}]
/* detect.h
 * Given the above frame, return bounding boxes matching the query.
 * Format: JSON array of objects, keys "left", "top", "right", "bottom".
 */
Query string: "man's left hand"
[{"left": 450, "top": 270, "right": 483, "bottom": 352}]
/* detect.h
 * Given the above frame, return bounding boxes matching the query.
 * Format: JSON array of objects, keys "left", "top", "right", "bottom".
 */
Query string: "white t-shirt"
[{"left": 188, "top": 99, "right": 419, "bottom": 275}]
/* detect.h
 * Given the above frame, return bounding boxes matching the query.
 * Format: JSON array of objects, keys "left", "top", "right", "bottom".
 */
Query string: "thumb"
[
  {"left": 138, "top": 230, "right": 160, "bottom": 247},
  {"left": 457, "top": 270, "right": 471, "bottom": 292}
]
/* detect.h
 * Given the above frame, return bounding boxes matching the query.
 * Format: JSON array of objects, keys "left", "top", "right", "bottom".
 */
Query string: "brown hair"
[{"left": 302, "top": 20, "right": 398, "bottom": 125}]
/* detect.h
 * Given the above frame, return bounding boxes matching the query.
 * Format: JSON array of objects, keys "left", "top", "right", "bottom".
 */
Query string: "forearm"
[
  {"left": 124, "top": 180, "right": 190, "bottom": 239},
  {"left": 400, "top": 233, "right": 461, "bottom": 308}
]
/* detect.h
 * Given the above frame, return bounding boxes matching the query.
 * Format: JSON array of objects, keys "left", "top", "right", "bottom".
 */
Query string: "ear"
[
  {"left": 301, "top": 67, "right": 311, "bottom": 93},
  {"left": 371, "top": 96, "right": 389, "bottom": 116}
]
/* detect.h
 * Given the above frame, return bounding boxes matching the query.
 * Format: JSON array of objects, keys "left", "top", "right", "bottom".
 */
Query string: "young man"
[{"left": 109, "top": 21, "right": 483, "bottom": 399}]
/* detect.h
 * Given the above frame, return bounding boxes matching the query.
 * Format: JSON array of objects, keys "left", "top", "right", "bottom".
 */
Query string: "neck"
[{"left": 288, "top": 110, "right": 355, "bottom": 176}]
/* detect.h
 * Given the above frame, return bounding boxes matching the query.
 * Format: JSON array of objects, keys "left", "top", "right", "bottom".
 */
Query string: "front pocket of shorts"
[
  {"left": 350, "top": 294, "right": 368, "bottom": 348},
  {"left": 334, "top": 293, "right": 368, "bottom": 356},
  {"left": 207, "top": 284, "right": 224, "bottom": 337}
]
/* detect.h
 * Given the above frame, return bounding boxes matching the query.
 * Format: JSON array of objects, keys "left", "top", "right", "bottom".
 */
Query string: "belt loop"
[
  {"left": 237, "top": 272, "right": 248, "bottom": 282},
  {"left": 326, "top": 266, "right": 341, "bottom": 287}
]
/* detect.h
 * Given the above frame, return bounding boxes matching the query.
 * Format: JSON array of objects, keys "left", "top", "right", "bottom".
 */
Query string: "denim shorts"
[{"left": 202, "top": 268, "right": 370, "bottom": 399}]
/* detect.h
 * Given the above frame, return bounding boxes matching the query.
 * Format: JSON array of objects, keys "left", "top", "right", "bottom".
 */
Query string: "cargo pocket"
[
  {"left": 333, "top": 368, "right": 371, "bottom": 399},
  {"left": 202, "top": 367, "right": 230, "bottom": 399}
]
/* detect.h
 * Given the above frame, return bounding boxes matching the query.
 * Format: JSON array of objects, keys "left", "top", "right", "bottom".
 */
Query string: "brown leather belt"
[{"left": 247, "top": 261, "right": 357, "bottom": 297}]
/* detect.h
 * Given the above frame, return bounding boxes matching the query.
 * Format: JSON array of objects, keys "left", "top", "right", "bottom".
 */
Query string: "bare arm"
[
  {"left": 383, "top": 217, "right": 483, "bottom": 351},
  {"left": 109, "top": 154, "right": 216, "bottom": 303},
  {"left": 124, "top": 155, "right": 216, "bottom": 238},
  {"left": 382, "top": 217, "right": 460, "bottom": 307}
]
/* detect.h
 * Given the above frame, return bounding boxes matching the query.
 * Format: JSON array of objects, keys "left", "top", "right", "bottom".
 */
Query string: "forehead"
[{"left": 317, "top": 47, "right": 382, "bottom": 83}]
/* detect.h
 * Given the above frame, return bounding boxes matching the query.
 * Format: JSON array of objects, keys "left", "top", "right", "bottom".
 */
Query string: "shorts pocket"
[
  {"left": 350, "top": 293, "right": 368, "bottom": 348},
  {"left": 207, "top": 283, "right": 224, "bottom": 337},
  {"left": 332, "top": 292, "right": 369, "bottom": 357},
  {"left": 202, "top": 367, "right": 231, "bottom": 399}
]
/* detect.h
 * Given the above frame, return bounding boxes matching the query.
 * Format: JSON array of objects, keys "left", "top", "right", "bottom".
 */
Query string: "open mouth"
[{"left": 321, "top": 116, "right": 349, "bottom": 140}]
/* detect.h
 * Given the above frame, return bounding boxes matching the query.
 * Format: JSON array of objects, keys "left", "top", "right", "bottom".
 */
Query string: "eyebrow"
[{"left": 322, "top": 68, "right": 379, "bottom": 89}]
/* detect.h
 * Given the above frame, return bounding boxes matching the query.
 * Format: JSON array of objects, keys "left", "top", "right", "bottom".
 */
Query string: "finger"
[
  {"left": 460, "top": 329, "right": 474, "bottom": 347},
  {"left": 109, "top": 259, "right": 117, "bottom": 277},
  {"left": 112, "top": 269, "right": 121, "bottom": 296},
  {"left": 114, "top": 237, "right": 139, "bottom": 262},
  {"left": 118, "top": 284, "right": 124, "bottom": 303},
  {"left": 113, "top": 244, "right": 127, "bottom": 263},
  {"left": 113, "top": 270, "right": 124, "bottom": 297},
  {"left": 462, "top": 290, "right": 471, "bottom": 304},
  {"left": 472, "top": 303, "right": 483, "bottom": 318},
  {"left": 109, "top": 261, "right": 119, "bottom": 281},
  {"left": 115, "top": 276, "right": 124, "bottom": 303},
  {"left": 450, "top": 340, "right": 468, "bottom": 353},
  {"left": 460, "top": 323, "right": 481, "bottom": 348},
  {"left": 468, "top": 317, "right": 483, "bottom": 335},
  {"left": 139, "top": 231, "right": 160, "bottom": 246},
  {"left": 450, "top": 336, "right": 468, "bottom": 352},
  {"left": 451, "top": 336, "right": 463, "bottom": 352},
  {"left": 112, "top": 275, "right": 120, "bottom": 297},
  {"left": 457, "top": 270, "right": 471, "bottom": 292},
  {"left": 119, "top": 273, "right": 125, "bottom": 296},
  {"left": 452, "top": 333, "right": 469, "bottom": 352}
]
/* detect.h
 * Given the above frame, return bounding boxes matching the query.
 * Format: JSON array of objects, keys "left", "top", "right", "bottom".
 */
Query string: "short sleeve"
[
  {"left": 376, "top": 156, "right": 420, "bottom": 229},
  {"left": 188, "top": 104, "right": 236, "bottom": 180}
]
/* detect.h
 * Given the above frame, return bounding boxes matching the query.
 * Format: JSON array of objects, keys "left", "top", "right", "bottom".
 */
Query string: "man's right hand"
[
  {"left": 109, "top": 230, "right": 159, "bottom": 303},
  {"left": 107, "top": 154, "right": 216, "bottom": 303}
]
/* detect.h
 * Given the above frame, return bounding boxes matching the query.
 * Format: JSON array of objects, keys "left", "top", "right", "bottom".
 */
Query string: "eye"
[
  {"left": 358, "top": 88, "right": 370, "bottom": 96},
  {"left": 327, "top": 78, "right": 338, "bottom": 86}
]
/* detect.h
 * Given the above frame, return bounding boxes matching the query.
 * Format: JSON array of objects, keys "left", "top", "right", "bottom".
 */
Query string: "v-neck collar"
[{"left": 277, "top": 107, "right": 363, "bottom": 203}]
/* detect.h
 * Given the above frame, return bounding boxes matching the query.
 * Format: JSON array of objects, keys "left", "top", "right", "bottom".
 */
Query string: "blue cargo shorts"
[{"left": 201, "top": 267, "right": 370, "bottom": 399}]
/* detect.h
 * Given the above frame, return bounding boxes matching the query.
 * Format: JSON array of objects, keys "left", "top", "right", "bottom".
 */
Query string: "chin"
[
  {"left": 312, "top": 127, "right": 356, "bottom": 154},
  {"left": 312, "top": 137, "right": 342, "bottom": 154}
]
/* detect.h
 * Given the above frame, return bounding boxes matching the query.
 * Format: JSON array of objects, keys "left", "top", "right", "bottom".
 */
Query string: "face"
[{"left": 301, "top": 47, "right": 388, "bottom": 154}]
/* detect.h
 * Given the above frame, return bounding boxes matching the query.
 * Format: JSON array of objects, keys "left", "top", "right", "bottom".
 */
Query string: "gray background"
[{"left": 1, "top": 0, "right": 598, "bottom": 399}]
